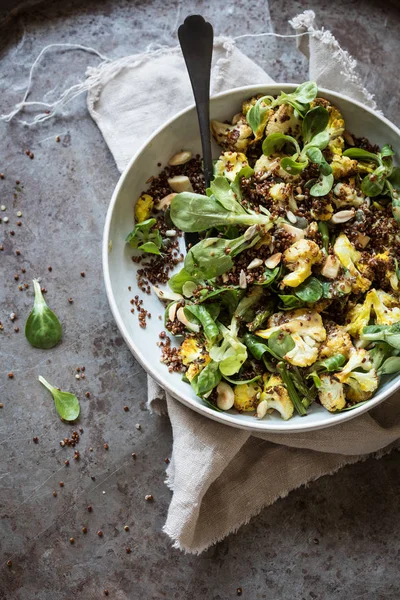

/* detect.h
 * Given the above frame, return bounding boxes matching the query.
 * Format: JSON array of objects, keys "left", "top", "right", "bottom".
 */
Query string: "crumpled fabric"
[{"left": 87, "top": 11, "right": 399, "bottom": 554}]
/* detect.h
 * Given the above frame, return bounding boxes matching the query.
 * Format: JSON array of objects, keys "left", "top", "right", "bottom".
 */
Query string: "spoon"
[{"left": 178, "top": 15, "right": 214, "bottom": 247}]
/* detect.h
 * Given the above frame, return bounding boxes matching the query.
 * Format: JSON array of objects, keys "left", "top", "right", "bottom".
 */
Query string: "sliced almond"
[
  {"left": 343, "top": 130, "right": 355, "bottom": 146},
  {"left": 168, "top": 151, "right": 192, "bottom": 166},
  {"left": 176, "top": 306, "right": 200, "bottom": 332},
  {"left": 168, "top": 175, "right": 193, "bottom": 193},
  {"left": 247, "top": 258, "right": 263, "bottom": 270},
  {"left": 321, "top": 255, "right": 340, "bottom": 280},
  {"left": 282, "top": 223, "right": 305, "bottom": 240},
  {"left": 168, "top": 302, "right": 178, "bottom": 322},
  {"left": 331, "top": 209, "right": 355, "bottom": 224},
  {"left": 355, "top": 232, "right": 371, "bottom": 248},
  {"left": 152, "top": 286, "right": 183, "bottom": 302},
  {"left": 286, "top": 210, "right": 297, "bottom": 224},
  {"left": 231, "top": 112, "right": 242, "bottom": 125},
  {"left": 265, "top": 252, "right": 282, "bottom": 269},
  {"left": 239, "top": 269, "right": 247, "bottom": 289},
  {"left": 155, "top": 193, "right": 176, "bottom": 210},
  {"left": 244, "top": 225, "right": 258, "bottom": 241}
]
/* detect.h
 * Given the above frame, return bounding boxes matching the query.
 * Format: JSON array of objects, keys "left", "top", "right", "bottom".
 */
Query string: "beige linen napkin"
[{"left": 85, "top": 11, "right": 400, "bottom": 553}]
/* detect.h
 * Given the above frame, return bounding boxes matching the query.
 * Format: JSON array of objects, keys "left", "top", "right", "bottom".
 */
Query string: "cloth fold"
[{"left": 86, "top": 10, "right": 400, "bottom": 553}]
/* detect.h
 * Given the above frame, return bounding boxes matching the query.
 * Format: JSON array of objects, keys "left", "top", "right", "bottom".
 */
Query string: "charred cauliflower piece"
[
  {"left": 257, "top": 374, "right": 294, "bottom": 420},
  {"left": 265, "top": 104, "right": 302, "bottom": 138},
  {"left": 233, "top": 381, "right": 263, "bottom": 412},
  {"left": 179, "top": 338, "right": 210, "bottom": 382},
  {"left": 281, "top": 239, "right": 322, "bottom": 288},
  {"left": 335, "top": 348, "right": 378, "bottom": 403},
  {"left": 214, "top": 151, "right": 249, "bottom": 182},
  {"left": 318, "top": 375, "right": 346, "bottom": 412},
  {"left": 333, "top": 182, "right": 364, "bottom": 208},
  {"left": 334, "top": 234, "right": 371, "bottom": 294},
  {"left": 331, "top": 156, "right": 358, "bottom": 180},
  {"left": 254, "top": 155, "right": 299, "bottom": 182},
  {"left": 211, "top": 117, "right": 253, "bottom": 152},
  {"left": 319, "top": 322, "right": 353, "bottom": 359},
  {"left": 256, "top": 309, "right": 326, "bottom": 368}
]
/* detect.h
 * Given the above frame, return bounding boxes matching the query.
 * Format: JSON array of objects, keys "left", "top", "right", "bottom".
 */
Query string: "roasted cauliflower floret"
[
  {"left": 281, "top": 239, "right": 322, "bottom": 288},
  {"left": 265, "top": 104, "right": 301, "bottom": 138},
  {"left": 369, "top": 288, "right": 400, "bottom": 325},
  {"left": 179, "top": 338, "right": 210, "bottom": 382},
  {"left": 319, "top": 322, "right": 353, "bottom": 359},
  {"left": 346, "top": 288, "right": 400, "bottom": 337},
  {"left": 135, "top": 193, "right": 154, "bottom": 223},
  {"left": 214, "top": 151, "right": 249, "bottom": 182},
  {"left": 211, "top": 117, "right": 253, "bottom": 152},
  {"left": 318, "top": 374, "right": 346, "bottom": 412},
  {"left": 331, "top": 156, "right": 358, "bottom": 180},
  {"left": 333, "top": 182, "right": 364, "bottom": 208},
  {"left": 233, "top": 381, "right": 263, "bottom": 412},
  {"left": 256, "top": 309, "right": 326, "bottom": 367},
  {"left": 334, "top": 234, "right": 371, "bottom": 293},
  {"left": 269, "top": 182, "right": 292, "bottom": 203},
  {"left": 335, "top": 348, "right": 378, "bottom": 402},
  {"left": 254, "top": 155, "right": 299, "bottom": 182},
  {"left": 257, "top": 374, "right": 294, "bottom": 420}
]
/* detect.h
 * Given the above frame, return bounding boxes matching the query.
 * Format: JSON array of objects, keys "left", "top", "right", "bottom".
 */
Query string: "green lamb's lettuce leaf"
[
  {"left": 362, "top": 323, "right": 400, "bottom": 349},
  {"left": 126, "top": 218, "right": 163, "bottom": 255},
  {"left": 302, "top": 106, "right": 329, "bottom": 144},
  {"left": 170, "top": 192, "right": 272, "bottom": 232},
  {"left": 184, "top": 304, "right": 220, "bottom": 344}
]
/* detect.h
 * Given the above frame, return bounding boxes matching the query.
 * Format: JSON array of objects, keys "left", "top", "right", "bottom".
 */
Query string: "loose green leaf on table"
[
  {"left": 38, "top": 376, "right": 80, "bottom": 421},
  {"left": 25, "top": 279, "right": 62, "bottom": 349}
]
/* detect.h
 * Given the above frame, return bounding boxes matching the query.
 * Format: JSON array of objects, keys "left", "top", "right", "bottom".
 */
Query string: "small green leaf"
[
  {"left": 280, "top": 156, "right": 308, "bottom": 174},
  {"left": 210, "top": 177, "right": 246, "bottom": 213},
  {"left": 231, "top": 166, "right": 255, "bottom": 201},
  {"left": 306, "top": 146, "right": 332, "bottom": 176},
  {"left": 343, "top": 148, "right": 379, "bottom": 162},
  {"left": 39, "top": 376, "right": 80, "bottom": 421},
  {"left": 310, "top": 173, "right": 334, "bottom": 197},
  {"left": 361, "top": 169, "right": 387, "bottom": 197},
  {"left": 223, "top": 374, "right": 261, "bottom": 385},
  {"left": 184, "top": 304, "right": 220, "bottom": 343},
  {"left": 302, "top": 106, "right": 329, "bottom": 144},
  {"left": 378, "top": 356, "right": 400, "bottom": 376},
  {"left": 268, "top": 330, "right": 295, "bottom": 358},
  {"left": 294, "top": 277, "right": 323, "bottom": 303},
  {"left": 138, "top": 242, "right": 161, "bottom": 255},
  {"left": 380, "top": 144, "right": 395, "bottom": 158},
  {"left": 255, "top": 265, "right": 281, "bottom": 287},
  {"left": 278, "top": 294, "right": 306, "bottom": 310},
  {"left": 388, "top": 167, "right": 400, "bottom": 191},
  {"left": 25, "top": 280, "right": 62, "bottom": 349},
  {"left": 262, "top": 132, "right": 300, "bottom": 157}
]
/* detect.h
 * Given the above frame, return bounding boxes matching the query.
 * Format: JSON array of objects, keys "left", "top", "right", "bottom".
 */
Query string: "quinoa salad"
[{"left": 126, "top": 81, "right": 400, "bottom": 421}]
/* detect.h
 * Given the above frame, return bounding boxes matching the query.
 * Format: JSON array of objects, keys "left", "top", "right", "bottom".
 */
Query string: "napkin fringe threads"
[{"left": 0, "top": 10, "right": 379, "bottom": 127}]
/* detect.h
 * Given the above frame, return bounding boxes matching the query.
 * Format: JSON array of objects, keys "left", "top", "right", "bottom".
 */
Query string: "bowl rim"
[{"left": 103, "top": 82, "right": 400, "bottom": 433}]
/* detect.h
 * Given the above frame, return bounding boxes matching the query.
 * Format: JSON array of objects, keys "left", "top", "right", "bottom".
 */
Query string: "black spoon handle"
[{"left": 178, "top": 15, "right": 214, "bottom": 189}]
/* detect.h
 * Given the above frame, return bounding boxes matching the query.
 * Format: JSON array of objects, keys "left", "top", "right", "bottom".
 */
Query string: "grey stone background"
[{"left": 1, "top": 1, "right": 400, "bottom": 598}]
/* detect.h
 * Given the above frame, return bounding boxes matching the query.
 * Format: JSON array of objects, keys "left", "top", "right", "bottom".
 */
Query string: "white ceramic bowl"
[{"left": 103, "top": 84, "right": 400, "bottom": 433}]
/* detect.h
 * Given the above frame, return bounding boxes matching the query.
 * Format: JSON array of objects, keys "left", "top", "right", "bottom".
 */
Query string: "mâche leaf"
[
  {"left": 25, "top": 279, "right": 62, "bottom": 349},
  {"left": 39, "top": 376, "right": 80, "bottom": 421}
]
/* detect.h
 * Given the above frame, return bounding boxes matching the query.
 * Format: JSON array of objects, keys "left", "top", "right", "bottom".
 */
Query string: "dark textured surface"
[{"left": 1, "top": 1, "right": 400, "bottom": 598}]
